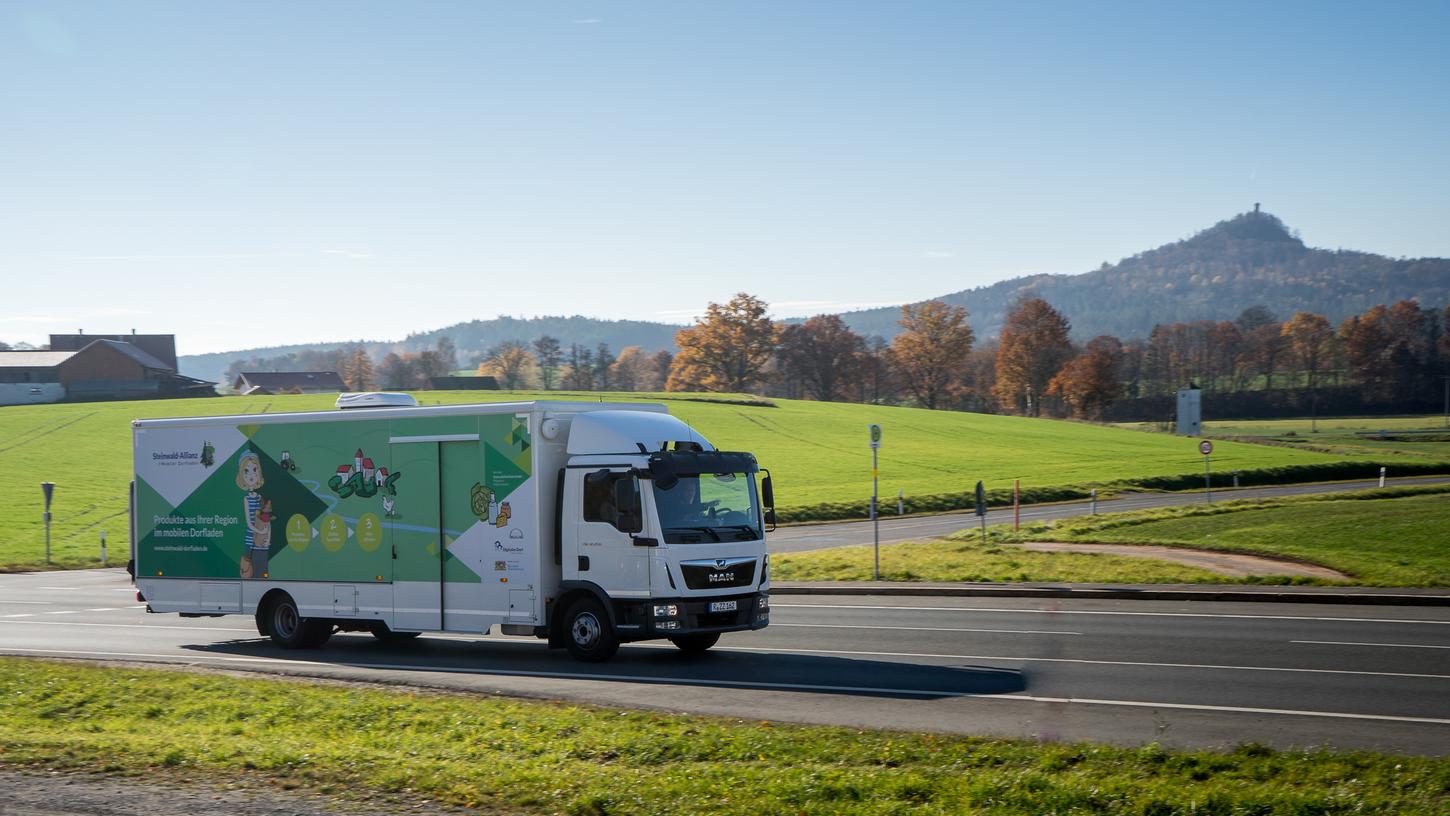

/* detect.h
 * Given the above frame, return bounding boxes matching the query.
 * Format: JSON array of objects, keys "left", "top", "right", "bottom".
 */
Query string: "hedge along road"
[
  {"left": 768, "top": 475, "right": 1450, "bottom": 553},
  {"left": 2, "top": 569, "right": 1448, "bottom": 755}
]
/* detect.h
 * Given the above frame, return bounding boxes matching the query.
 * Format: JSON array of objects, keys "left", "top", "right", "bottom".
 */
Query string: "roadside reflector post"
[
  {"left": 897, "top": 489, "right": 904, "bottom": 516},
  {"left": 1379, "top": 467, "right": 1386, "bottom": 488},
  {"left": 1090, "top": 488, "right": 1097, "bottom": 516},
  {"left": 1198, "top": 440, "right": 1213, "bottom": 504},
  {"left": 100, "top": 529, "right": 107, "bottom": 567},
  {"left": 868, "top": 424, "right": 882, "bottom": 581},
  {"left": 974, "top": 480, "right": 987, "bottom": 544},
  {"left": 1232, "top": 470, "right": 1240, "bottom": 489},
  {"left": 1013, "top": 479, "right": 1020, "bottom": 531},
  {"left": 41, "top": 482, "right": 55, "bottom": 565}
]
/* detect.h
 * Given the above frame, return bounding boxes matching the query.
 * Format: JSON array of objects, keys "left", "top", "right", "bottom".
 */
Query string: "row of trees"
[{"left": 224, "top": 291, "right": 1450, "bottom": 420}]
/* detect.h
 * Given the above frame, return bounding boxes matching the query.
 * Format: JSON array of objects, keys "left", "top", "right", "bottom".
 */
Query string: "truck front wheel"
[
  {"left": 563, "top": 598, "right": 619, "bottom": 662},
  {"left": 265, "top": 594, "right": 332, "bottom": 649},
  {"left": 669, "top": 633, "right": 720, "bottom": 654}
]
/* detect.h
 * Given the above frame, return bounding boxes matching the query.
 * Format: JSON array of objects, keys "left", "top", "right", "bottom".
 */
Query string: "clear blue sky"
[{"left": 4, "top": 1, "right": 1447, "bottom": 354}]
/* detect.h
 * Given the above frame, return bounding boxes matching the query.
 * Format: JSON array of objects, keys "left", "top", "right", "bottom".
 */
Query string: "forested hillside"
[
  {"left": 181, "top": 315, "right": 681, "bottom": 382},
  {"left": 835, "top": 210, "right": 1450, "bottom": 341}
]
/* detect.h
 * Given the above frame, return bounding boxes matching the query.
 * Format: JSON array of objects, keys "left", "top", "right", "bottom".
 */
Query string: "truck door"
[{"left": 564, "top": 468, "right": 650, "bottom": 599}]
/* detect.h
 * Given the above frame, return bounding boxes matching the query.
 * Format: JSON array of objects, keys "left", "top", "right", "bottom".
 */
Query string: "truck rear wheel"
[
  {"left": 669, "top": 633, "right": 720, "bottom": 654},
  {"left": 266, "top": 594, "right": 332, "bottom": 649},
  {"left": 563, "top": 598, "right": 619, "bottom": 662}
]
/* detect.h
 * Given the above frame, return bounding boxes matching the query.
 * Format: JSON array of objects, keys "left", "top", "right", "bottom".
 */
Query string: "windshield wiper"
[{"left": 719, "top": 524, "right": 759, "bottom": 540}]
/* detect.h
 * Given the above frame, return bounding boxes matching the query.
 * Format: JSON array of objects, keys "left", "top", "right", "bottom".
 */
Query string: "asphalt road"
[
  {"left": 3, "top": 570, "right": 1448, "bottom": 755},
  {"left": 771, "top": 475, "right": 1450, "bottom": 552}
]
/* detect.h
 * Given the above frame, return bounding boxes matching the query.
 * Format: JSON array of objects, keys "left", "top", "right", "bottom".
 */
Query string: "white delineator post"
[
  {"left": 869, "top": 424, "right": 882, "bottom": 581},
  {"left": 100, "top": 529, "right": 107, "bottom": 567},
  {"left": 1090, "top": 488, "right": 1097, "bottom": 516},
  {"left": 41, "top": 482, "right": 55, "bottom": 565},
  {"left": 1379, "top": 467, "right": 1386, "bottom": 488}
]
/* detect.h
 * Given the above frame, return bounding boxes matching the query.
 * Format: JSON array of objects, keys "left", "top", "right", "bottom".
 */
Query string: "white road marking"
[
  {"left": 0, "top": 620, "right": 246, "bottom": 633},
  {"left": 710, "top": 645, "right": 1450, "bottom": 680},
  {"left": 771, "top": 623, "right": 1082, "bottom": 636},
  {"left": 776, "top": 603, "right": 1450, "bottom": 626},
  {"left": 0, "top": 601, "right": 53, "bottom": 605},
  {"left": 45, "top": 610, "right": 81, "bottom": 615},
  {"left": 4, "top": 646, "right": 1446, "bottom": 726},
  {"left": 0, "top": 614, "right": 35, "bottom": 619},
  {"left": 1293, "top": 640, "right": 1450, "bottom": 650},
  {"left": 35, "top": 587, "right": 77, "bottom": 591}
]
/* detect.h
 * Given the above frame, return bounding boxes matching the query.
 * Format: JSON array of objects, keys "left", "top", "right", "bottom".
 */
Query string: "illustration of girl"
[{"left": 237, "top": 453, "right": 270, "bottom": 578}]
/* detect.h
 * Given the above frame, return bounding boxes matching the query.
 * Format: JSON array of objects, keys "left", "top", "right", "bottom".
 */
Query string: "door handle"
[{"left": 631, "top": 536, "right": 659, "bottom": 547}]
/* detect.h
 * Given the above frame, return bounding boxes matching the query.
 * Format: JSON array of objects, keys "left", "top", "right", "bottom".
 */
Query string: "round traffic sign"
[{"left": 1199, "top": 440, "right": 1213, "bottom": 455}]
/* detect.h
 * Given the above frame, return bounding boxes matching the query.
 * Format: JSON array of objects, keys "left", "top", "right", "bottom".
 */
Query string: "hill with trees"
[
  {"left": 179, "top": 315, "right": 681, "bottom": 382},
  {"left": 833, "top": 208, "right": 1450, "bottom": 342}
]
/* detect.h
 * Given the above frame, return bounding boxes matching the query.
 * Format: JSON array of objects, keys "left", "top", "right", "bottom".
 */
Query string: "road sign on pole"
[
  {"left": 1198, "top": 441, "right": 1213, "bottom": 504},
  {"left": 41, "top": 482, "right": 55, "bottom": 565},
  {"left": 868, "top": 425, "right": 881, "bottom": 580}
]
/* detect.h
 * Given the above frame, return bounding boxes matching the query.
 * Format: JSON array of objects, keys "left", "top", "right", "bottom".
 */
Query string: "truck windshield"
[{"left": 653, "top": 472, "right": 761, "bottom": 544}]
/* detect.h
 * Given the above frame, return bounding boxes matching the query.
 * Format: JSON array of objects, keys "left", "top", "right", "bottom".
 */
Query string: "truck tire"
[
  {"left": 563, "top": 597, "right": 619, "bottom": 662},
  {"left": 369, "top": 622, "right": 422, "bottom": 642},
  {"left": 265, "top": 594, "right": 333, "bottom": 649},
  {"left": 669, "top": 633, "right": 720, "bottom": 654}
]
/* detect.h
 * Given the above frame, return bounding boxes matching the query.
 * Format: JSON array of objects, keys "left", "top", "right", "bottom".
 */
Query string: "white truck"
[{"left": 131, "top": 395, "right": 773, "bottom": 661}]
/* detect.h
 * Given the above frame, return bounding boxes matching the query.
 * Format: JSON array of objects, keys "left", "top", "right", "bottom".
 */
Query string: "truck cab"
[{"left": 549, "top": 410, "right": 772, "bottom": 661}]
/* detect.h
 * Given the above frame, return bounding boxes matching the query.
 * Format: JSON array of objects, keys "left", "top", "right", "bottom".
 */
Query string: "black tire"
[
  {"left": 369, "top": 622, "right": 422, "bottom": 642},
  {"left": 669, "top": 633, "right": 720, "bottom": 654},
  {"left": 563, "top": 597, "right": 619, "bottom": 662},
  {"left": 265, "top": 594, "right": 333, "bottom": 649}
]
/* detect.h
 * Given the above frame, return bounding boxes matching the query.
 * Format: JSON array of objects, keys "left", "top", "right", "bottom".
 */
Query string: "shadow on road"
[{"left": 182, "top": 633, "right": 1025, "bottom": 700}]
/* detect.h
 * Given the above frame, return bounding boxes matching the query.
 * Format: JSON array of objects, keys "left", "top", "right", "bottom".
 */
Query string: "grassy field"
[
  {"left": 1022, "top": 488, "right": 1450, "bottom": 587},
  {"left": 776, "top": 486, "right": 1450, "bottom": 586},
  {"left": 772, "top": 538, "right": 1230, "bottom": 584},
  {"left": 2, "top": 658, "right": 1445, "bottom": 815},
  {"left": 2, "top": 391, "right": 1444, "bottom": 569},
  {"left": 1118, "top": 415, "right": 1450, "bottom": 463}
]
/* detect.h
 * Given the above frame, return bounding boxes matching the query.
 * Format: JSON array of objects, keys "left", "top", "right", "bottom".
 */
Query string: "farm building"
[
  {"left": 0, "top": 333, "right": 215, "bottom": 405},
  {"left": 233, "top": 370, "right": 347, "bottom": 395}
]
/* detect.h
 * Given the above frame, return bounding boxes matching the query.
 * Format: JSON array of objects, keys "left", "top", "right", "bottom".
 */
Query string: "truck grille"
[{"left": 679, "top": 557, "right": 757, "bottom": 590}]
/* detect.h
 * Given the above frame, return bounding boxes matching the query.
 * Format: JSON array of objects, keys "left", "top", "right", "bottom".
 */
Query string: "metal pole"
[
  {"left": 1013, "top": 479, "right": 1020, "bottom": 531},
  {"left": 44, "top": 514, "right": 51, "bottom": 564},
  {"left": 872, "top": 446, "right": 879, "bottom": 581},
  {"left": 979, "top": 513, "right": 986, "bottom": 544},
  {"left": 1090, "top": 488, "right": 1097, "bottom": 515},
  {"left": 1204, "top": 455, "right": 1212, "bottom": 504}
]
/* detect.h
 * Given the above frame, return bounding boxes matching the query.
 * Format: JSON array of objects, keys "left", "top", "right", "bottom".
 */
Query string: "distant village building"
[
  {"left": 233, "top": 371, "right": 347, "bottom": 396},
  {"left": 0, "top": 332, "right": 215, "bottom": 406},
  {"left": 428, "top": 375, "right": 499, "bottom": 391}
]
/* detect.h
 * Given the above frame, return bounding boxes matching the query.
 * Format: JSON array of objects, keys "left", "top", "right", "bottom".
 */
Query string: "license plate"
[{"left": 709, "top": 600, "right": 737, "bottom": 613}]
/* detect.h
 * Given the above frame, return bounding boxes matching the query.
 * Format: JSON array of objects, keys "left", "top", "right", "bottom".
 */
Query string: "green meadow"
[
  {"left": 1, "top": 658, "right": 1444, "bottom": 815},
  {"left": 1, "top": 391, "right": 1443, "bottom": 569}
]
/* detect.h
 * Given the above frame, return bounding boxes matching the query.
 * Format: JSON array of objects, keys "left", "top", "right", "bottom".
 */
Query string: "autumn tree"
[
  {"left": 594, "top": 343, "right": 616, "bottom": 391},
  {"left": 609, "top": 346, "right": 649, "bottom": 391},
  {"left": 377, "top": 352, "right": 416, "bottom": 389},
  {"left": 777, "top": 315, "right": 866, "bottom": 402},
  {"left": 341, "top": 344, "right": 374, "bottom": 391},
  {"left": 434, "top": 336, "right": 458, "bottom": 373},
  {"left": 532, "top": 335, "right": 562, "bottom": 390},
  {"left": 1338, "top": 306, "right": 1391, "bottom": 397},
  {"left": 994, "top": 297, "right": 1073, "bottom": 416},
  {"left": 666, "top": 293, "right": 777, "bottom": 393},
  {"left": 886, "top": 301, "right": 974, "bottom": 409},
  {"left": 561, "top": 343, "right": 595, "bottom": 390},
  {"left": 855, "top": 335, "right": 896, "bottom": 405},
  {"left": 647, "top": 350, "right": 674, "bottom": 392},
  {"left": 1046, "top": 335, "right": 1124, "bottom": 419},
  {"left": 1282, "top": 311, "right": 1335, "bottom": 390},
  {"left": 478, "top": 341, "right": 535, "bottom": 389}
]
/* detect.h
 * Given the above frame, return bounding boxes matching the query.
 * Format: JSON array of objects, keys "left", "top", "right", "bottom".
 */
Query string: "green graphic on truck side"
[{"left": 137, "top": 413, "right": 533, "bottom": 586}]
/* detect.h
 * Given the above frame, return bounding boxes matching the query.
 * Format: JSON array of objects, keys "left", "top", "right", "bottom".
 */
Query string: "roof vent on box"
[{"left": 336, "top": 392, "right": 418, "bottom": 410}]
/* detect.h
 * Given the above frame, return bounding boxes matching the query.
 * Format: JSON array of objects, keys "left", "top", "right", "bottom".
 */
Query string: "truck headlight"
[
  {"left": 653, "top": 604, "right": 679, "bottom": 618},
  {"left": 757, "top": 595, "right": 769, "bottom": 611}
]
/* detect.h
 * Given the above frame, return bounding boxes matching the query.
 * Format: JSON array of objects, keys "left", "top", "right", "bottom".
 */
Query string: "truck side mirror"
[
  {"left": 614, "top": 476, "right": 643, "bottom": 534},
  {"left": 761, "top": 471, "right": 776, "bottom": 532},
  {"left": 647, "top": 456, "right": 678, "bottom": 491}
]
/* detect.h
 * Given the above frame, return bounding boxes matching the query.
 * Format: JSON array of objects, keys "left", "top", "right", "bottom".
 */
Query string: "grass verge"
[
  {"left": 998, "top": 485, "right": 1450, "bottom": 587},
  {"left": 1, "top": 658, "right": 1446, "bottom": 815},
  {"left": 775, "top": 485, "right": 1450, "bottom": 586}
]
